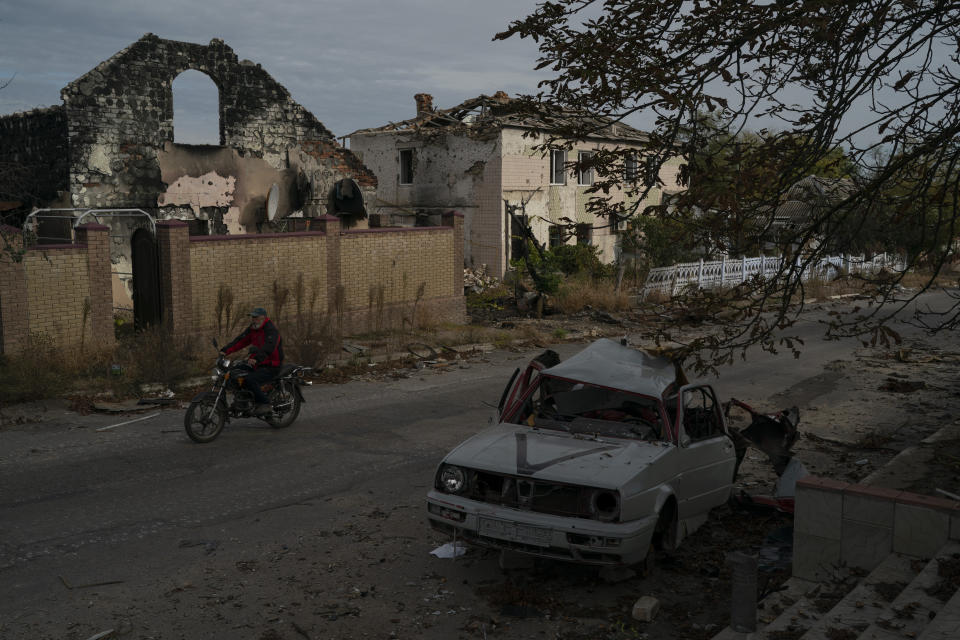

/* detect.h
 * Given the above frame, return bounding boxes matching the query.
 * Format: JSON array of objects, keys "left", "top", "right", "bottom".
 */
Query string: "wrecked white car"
[{"left": 426, "top": 338, "right": 738, "bottom": 566}]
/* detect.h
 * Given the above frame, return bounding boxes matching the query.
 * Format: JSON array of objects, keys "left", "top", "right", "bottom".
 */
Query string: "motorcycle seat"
[{"left": 276, "top": 364, "right": 298, "bottom": 378}]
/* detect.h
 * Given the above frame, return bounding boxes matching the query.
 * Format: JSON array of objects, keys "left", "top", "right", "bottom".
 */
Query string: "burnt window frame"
[
  {"left": 577, "top": 151, "right": 595, "bottom": 186},
  {"left": 575, "top": 223, "right": 592, "bottom": 246},
  {"left": 624, "top": 152, "right": 639, "bottom": 183},
  {"left": 399, "top": 148, "right": 415, "bottom": 185},
  {"left": 548, "top": 224, "right": 564, "bottom": 249}
]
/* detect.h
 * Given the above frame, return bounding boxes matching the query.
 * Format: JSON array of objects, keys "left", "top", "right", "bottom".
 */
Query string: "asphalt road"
[{"left": 0, "top": 291, "right": 955, "bottom": 639}]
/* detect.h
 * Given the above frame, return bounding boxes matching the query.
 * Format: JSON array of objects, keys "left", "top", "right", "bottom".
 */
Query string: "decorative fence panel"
[{"left": 642, "top": 253, "right": 905, "bottom": 297}]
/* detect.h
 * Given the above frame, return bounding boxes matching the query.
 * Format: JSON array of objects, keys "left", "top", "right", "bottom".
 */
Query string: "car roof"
[{"left": 541, "top": 338, "right": 677, "bottom": 397}]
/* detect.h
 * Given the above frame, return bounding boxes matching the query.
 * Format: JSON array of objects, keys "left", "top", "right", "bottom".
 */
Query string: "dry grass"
[
  {"left": 112, "top": 325, "right": 208, "bottom": 391},
  {"left": 554, "top": 274, "right": 632, "bottom": 313},
  {"left": 0, "top": 333, "right": 126, "bottom": 406}
]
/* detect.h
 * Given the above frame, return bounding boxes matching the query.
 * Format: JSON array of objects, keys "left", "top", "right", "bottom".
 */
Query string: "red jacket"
[{"left": 224, "top": 317, "right": 284, "bottom": 368}]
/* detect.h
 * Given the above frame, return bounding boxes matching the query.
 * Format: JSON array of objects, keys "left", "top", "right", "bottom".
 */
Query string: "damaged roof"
[
  {"left": 542, "top": 338, "right": 678, "bottom": 398},
  {"left": 348, "top": 92, "right": 648, "bottom": 143},
  {"left": 773, "top": 175, "right": 857, "bottom": 229}
]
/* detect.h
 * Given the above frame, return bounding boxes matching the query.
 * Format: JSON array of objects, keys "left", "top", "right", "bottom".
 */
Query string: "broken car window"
[
  {"left": 520, "top": 376, "right": 666, "bottom": 441},
  {"left": 681, "top": 386, "right": 722, "bottom": 441}
]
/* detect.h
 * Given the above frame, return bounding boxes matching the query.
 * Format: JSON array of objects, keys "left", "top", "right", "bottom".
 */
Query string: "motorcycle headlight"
[
  {"left": 438, "top": 465, "right": 468, "bottom": 494},
  {"left": 222, "top": 358, "right": 231, "bottom": 368},
  {"left": 589, "top": 490, "right": 621, "bottom": 522}
]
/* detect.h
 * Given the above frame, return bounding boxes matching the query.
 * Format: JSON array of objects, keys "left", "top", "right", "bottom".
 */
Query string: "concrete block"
[
  {"left": 840, "top": 520, "right": 892, "bottom": 571},
  {"left": 795, "top": 482, "right": 844, "bottom": 539},
  {"left": 793, "top": 531, "right": 841, "bottom": 581},
  {"left": 843, "top": 484, "right": 900, "bottom": 526},
  {"left": 631, "top": 596, "right": 660, "bottom": 622},
  {"left": 893, "top": 501, "right": 950, "bottom": 558}
]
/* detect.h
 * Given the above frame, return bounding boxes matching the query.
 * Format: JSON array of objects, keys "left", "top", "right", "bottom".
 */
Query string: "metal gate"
[
  {"left": 130, "top": 227, "right": 161, "bottom": 327},
  {"left": 24, "top": 208, "right": 158, "bottom": 327}
]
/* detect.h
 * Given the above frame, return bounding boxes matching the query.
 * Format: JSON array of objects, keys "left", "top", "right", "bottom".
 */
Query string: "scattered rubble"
[{"left": 464, "top": 265, "right": 500, "bottom": 293}]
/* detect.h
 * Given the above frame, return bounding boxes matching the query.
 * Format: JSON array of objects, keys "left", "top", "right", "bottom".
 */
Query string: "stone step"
[
  {"left": 859, "top": 541, "right": 960, "bottom": 639},
  {"left": 796, "top": 552, "right": 919, "bottom": 640},
  {"left": 917, "top": 577, "right": 960, "bottom": 639}
]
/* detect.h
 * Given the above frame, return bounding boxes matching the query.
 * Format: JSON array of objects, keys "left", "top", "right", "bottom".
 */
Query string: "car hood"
[{"left": 442, "top": 423, "right": 672, "bottom": 489}]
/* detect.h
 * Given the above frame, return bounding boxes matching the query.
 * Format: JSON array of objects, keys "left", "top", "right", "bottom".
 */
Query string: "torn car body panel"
[{"left": 427, "top": 338, "right": 738, "bottom": 566}]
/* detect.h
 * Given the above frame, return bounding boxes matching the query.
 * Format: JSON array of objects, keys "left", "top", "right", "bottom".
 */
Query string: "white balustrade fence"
[{"left": 642, "top": 253, "right": 906, "bottom": 297}]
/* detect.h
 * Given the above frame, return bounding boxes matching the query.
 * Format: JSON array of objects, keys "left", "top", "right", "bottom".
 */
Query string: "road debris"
[
  {"left": 430, "top": 541, "right": 467, "bottom": 559},
  {"left": 92, "top": 399, "right": 149, "bottom": 413},
  {"left": 58, "top": 575, "right": 124, "bottom": 590},
  {"left": 95, "top": 412, "right": 160, "bottom": 432}
]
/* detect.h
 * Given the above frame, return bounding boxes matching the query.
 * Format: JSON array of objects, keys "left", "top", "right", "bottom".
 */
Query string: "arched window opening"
[{"left": 172, "top": 70, "right": 221, "bottom": 145}]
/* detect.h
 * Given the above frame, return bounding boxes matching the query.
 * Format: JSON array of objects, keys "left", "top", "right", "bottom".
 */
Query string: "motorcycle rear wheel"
[
  {"left": 184, "top": 397, "right": 226, "bottom": 443},
  {"left": 266, "top": 380, "right": 300, "bottom": 429}
]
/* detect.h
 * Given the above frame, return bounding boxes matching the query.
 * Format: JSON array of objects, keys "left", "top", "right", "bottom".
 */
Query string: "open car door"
[
  {"left": 673, "top": 384, "right": 737, "bottom": 518},
  {"left": 497, "top": 350, "right": 559, "bottom": 423}
]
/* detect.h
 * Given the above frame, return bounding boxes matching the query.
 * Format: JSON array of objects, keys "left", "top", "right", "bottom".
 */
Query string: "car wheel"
[{"left": 653, "top": 501, "right": 678, "bottom": 552}]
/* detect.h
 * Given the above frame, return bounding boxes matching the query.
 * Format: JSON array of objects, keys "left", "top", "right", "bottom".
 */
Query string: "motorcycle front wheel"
[
  {"left": 266, "top": 380, "right": 301, "bottom": 429},
  {"left": 184, "top": 396, "right": 227, "bottom": 443}
]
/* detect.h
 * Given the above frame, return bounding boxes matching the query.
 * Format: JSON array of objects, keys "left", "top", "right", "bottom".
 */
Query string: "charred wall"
[
  {"left": 60, "top": 33, "right": 375, "bottom": 218},
  {"left": 0, "top": 107, "right": 69, "bottom": 211}
]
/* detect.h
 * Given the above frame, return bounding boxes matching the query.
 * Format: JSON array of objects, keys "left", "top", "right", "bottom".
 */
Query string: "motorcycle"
[{"left": 184, "top": 338, "right": 313, "bottom": 443}]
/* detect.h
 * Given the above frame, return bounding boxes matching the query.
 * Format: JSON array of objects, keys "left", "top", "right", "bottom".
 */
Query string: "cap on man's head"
[{"left": 250, "top": 307, "right": 268, "bottom": 317}]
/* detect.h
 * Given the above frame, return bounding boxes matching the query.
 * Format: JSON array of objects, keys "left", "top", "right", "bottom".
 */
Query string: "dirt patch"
[{"left": 467, "top": 505, "right": 793, "bottom": 640}]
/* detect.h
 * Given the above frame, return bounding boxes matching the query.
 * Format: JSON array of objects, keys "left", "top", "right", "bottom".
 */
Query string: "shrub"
[
  {"left": 114, "top": 325, "right": 206, "bottom": 389},
  {"left": 555, "top": 274, "right": 632, "bottom": 313}
]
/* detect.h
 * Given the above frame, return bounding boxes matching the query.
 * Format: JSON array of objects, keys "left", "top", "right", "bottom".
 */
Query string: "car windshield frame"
[{"left": 505, "top": 373, "right": 674, "bottom": 442}]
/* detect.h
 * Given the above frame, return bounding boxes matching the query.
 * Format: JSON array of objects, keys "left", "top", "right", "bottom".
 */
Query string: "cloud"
[{"left": 0, "top": 0, "right": 545, "bottom": 135}]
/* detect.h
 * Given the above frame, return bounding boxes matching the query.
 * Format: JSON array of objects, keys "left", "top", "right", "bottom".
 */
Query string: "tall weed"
[{"left": 555, "top": 274, "right": 632, "bottom": 313}]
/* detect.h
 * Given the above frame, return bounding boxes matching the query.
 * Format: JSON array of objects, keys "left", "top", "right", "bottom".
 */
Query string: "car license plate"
[{"left": 478, "top": 517, "right": 552, "bottom": 547}]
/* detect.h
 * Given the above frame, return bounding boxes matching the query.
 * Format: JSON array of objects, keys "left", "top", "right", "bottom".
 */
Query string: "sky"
[{"left": 0, "top": 0, "right": 551, "bottom": 140}]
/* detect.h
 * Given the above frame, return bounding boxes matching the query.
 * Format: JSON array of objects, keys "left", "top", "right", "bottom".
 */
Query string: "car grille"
[{"left": 466, "top": 469, "right": 594, "bottom": 519}]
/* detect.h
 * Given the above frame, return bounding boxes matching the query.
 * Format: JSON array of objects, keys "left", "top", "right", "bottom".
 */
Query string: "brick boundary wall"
[
  {"left": 1, "top": 213, "right": 465, "bottom": 354},
  {"left": 794, "top": 476, "right": 960, "bottom": 581},
  {"left": 0, "top": 227, "right": 29, "bottom": 355},
  {"left": 0, "top": 224, "right": 117, "bottom": 354}
]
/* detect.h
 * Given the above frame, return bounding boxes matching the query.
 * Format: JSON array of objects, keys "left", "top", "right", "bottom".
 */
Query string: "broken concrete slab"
[{"left": 631, "top": 595, "right": 660, "bottom": 621}]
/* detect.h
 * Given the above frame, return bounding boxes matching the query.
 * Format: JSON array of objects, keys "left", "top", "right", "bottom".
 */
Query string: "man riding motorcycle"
[{"left": 221, "top": 307, "right": 283, "bottom": 417}]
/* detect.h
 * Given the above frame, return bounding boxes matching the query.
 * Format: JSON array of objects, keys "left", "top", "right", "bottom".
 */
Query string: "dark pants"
[{"left": 244, "top": 366, "right": 280, "bottom": 405}]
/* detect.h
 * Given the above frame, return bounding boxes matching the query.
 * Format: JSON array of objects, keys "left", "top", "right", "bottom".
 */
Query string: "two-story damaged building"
[{"left": 347, "top": 92, "right": 683, "bottom": 278}]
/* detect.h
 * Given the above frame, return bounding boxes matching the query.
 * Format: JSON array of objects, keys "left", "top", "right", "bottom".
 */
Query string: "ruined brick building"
[
  {"left": 347, "top": 92, "right": 684, "bottom": 278},
  {"left": 0, "top": 36, "right": 466, "bottom": 350},
  {"left": 0, "top": 33, "right": 376, "bottom": 231}
]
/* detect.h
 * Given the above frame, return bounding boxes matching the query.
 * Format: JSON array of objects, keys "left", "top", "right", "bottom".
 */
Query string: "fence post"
[
  {"left": 671, "top": 265, "right": 678, "bottom": 296},
  {"left": 698, "top": 258, "right": 704, "bottom": 287},
  {"left": 742, "top": 255, "right": 747, "bottom": 282},
  {"left": 721, "top": 255, "right": 727, "bottom": 286}
]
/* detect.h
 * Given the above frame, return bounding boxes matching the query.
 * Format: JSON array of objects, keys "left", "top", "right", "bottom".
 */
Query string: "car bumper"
[{"left": 426, "top": 490, "right": 657, "bottom": 566}]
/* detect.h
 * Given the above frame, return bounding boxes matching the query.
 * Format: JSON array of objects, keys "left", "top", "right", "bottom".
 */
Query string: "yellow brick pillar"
[
  {"left": 314, "top": 215, "right": 341, "bottom": 327},
  {"left": 0, "top": 227, "right": 28, "bottom": 355},
  {"left": 74, "top": 223, "right": 115, "bottom": 349},
  {"left": 156, "top": 220, "right": 193, "bottom": 335},
  {"left": 442, "top": 211, "right": 464, "bottom": 297}
]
